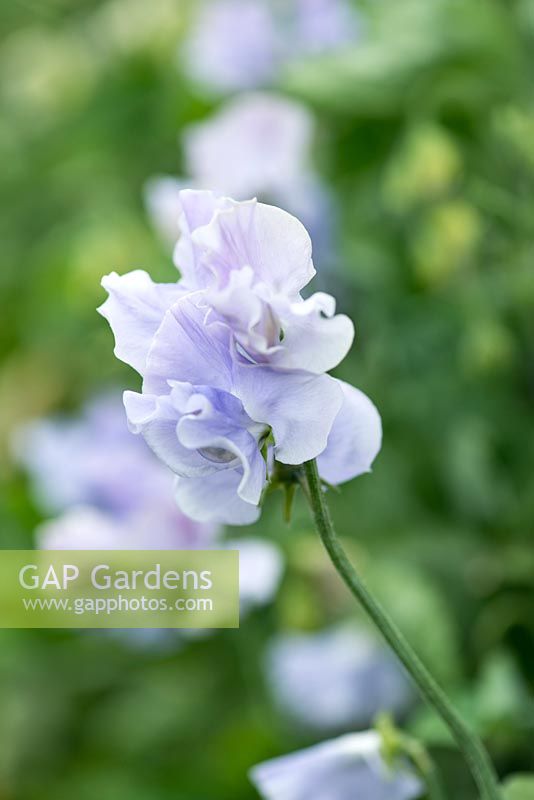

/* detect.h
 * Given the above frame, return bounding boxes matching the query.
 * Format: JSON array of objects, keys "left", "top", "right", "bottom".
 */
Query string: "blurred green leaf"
[{"left": 502, "top": 775, "right": 534, "bottom": 800}]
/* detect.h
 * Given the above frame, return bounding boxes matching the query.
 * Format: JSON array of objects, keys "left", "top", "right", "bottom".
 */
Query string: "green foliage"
[{"left": 502, "top": 776, "right": 534, "bottom": 800}]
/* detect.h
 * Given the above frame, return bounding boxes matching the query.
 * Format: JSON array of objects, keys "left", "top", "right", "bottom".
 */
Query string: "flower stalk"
[
  {"left": 303, "top": 458, "right": 501, "bottom": 800},
  {"left": 376, "top": 712, "right": 445, "bottom": 800}
]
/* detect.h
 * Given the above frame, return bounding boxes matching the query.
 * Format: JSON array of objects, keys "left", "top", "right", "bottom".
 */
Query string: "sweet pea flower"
[
  {"left": 295, "top": 0, "right": 362, "bottom": 55},
  {"left": 183, "top": 0, "right": 279, "bottom": 93},
  {"left": 229, "top": 537, "right": 284, "bottom": 612},
  {"left": 14, "top": 394, "right": 283, "bottom": 609},
  {"left": 144, "top": 94, "right": 333, "bottom": 263},
  {"left": 13, "top": 393, "right": 218, "bottom": 544},
  {"left": 182, "top": 0, "right": 362, "bottom": 94},
  {"left": 38, "top": 510, "right": 282, "bottom": 613},
  {"left": 36, "top": 505, "right": 210, "bottom": 552},
  {"left": 100, "top": 191, "right": 381, "bottom": 524},
  {"left": 183, "top": 94, "right": 314, "bottom": 201},
  {"left": 249, "top": 731, "right": 422, "bottom": 800},
  {"left": 266, "top": 626, "right": 413, "bottom": 731},
  {"left": 144, "top": 175, "right": 187, "bottom": 247}
]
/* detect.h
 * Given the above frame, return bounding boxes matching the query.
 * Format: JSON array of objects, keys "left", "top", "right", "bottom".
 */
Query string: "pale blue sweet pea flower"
[
  {"left": 182, "top": 0, "right": 363, "bottom": 94},
  {"left": 228, "top": 537, "right": 284, "bottom": 612},
  {"left": 250, "top": 731, "right": 422, "bottom": 800},
  {"left": 266, "top": 625, "right": 413, "bottom": 732},
  {"left": 13, "top": 393, "right": 219, "bottom": 544},
  {"left": 294, "top": 0, "right": 362, "bottom": 55},
  {"left": 124, "top": 379, "right": 268, "bottom": 525},
  {"left": 100, "top": 191, "right": 381, "bottom": 524},
  {"left": 14, "top": 393, "right": 283, "bottom": 607},
  {"left": 183, "top": 0, "right": 279, "bottom": 93},
  {"left": 144, "top": 175, "right": 188, "bottom": 247},
  {"left": 183, "top": 93, "right": 315, "bottom": 201},
  {"left": 35, "top": 505, "right": 209, "bottom": 551},
  {"left": 37, "top": 509, "right": 283, "bottom": 612}
]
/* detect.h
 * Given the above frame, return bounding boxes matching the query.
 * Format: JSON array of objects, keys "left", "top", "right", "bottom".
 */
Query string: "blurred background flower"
[
  {"left": 1, "top": 0, "right": 534, "bottom": 797},
  {"left": 265, "top": 625, "right": 413, "bottom": 732},
  {"left": 14, "top": 393, "right": 283, "bottom": 614},
  {"left": 144, "top": 93, "right": 334, "bottom": 266},
  {"left": 182, "top": 0, "right": 362, "bottom": 94},
  {"left": 250, "top": 730, "right": 422, "bottom": 800}
]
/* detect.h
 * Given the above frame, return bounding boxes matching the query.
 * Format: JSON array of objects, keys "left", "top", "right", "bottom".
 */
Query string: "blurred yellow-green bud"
[
  {"left": 1, "top": 29, "right": 96, "bottom": 118},
  {"left": 375, "top": 713, "right": 402, "bottom": 766},
  {"left": 65, "top": 216, "right": 156, "bottom": 308},
  {"left": 493, "top": 105, "right": 534, "bottom": 172},
  {"left": 383, "top": 123, "right": 462, "bottom": 212},
  {"left": 412, "top": 200, "right": 482, "bottom": 288},
  {"left": 461, "top": 319, "right": 515, "bottom": 374},
  {"left": 92, "top": 0, "right": 185, "bottom": 57},
  {"left": 0, "top": 351, "right": 64, "bottom": 469},
  {"left": 277, "top": 577, "right": 325, "bottom": 631}
]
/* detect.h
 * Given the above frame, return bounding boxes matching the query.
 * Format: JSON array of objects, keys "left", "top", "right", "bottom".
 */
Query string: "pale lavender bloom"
[
  {"left": 38, "top": 510, "right": 282, "bottom": 611},
  {"left": 250, "top": 731, "right": 422, "bottom": 800},
  {"left": 36, "top": 505, "right": 211, "bottom": 551},
  {"left": 266, "top": 626, "right": 413, "bottom": 731},
  {"left": 145, "top": 94, "right": 333, "bottom": 266},
  {"left": 13, "top": 394, "right": 218, "bottom": 545},
  {"left": 294, "top": 0, "right": 362, "bottom": 55},
  {"left": 100, "top": 191, "right": 381, "bottom": 524},
  {"left": 317, "top": 382, "right": 382, "bottom": 486},
  {"left": 183, "top": 93, "right": 314, "bottom": 201},
  {"left": 183, "top": 0, "right": 278, "bottom": 92},
  {"left": 144, "top": 175, "right": 187, "bottom": 247},
  {"left": 229, "top": 537, "right": 284, "bottom": 612},
  {"left": 124, "top": 379, "right": 268, "bottom": 525},
  {"left": 182, "top": 0, "right": 362, "bottom": 94},
  {"left": 15, "top": 394, "right": 284, "bottom": 611},
  {"left": 37, "top": 507, "right": 133, "bottom": 550}
]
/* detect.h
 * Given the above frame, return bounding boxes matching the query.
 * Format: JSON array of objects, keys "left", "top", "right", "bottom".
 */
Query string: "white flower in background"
[
  {"left": 144, "top": 175, "right": 188, "bottom": 246},
  {"left": 250, "top": 731, "right": 422, "bottom": 800},
  {"left": 144, "top": 93, "right": 333, "bottom": 262},
  {"left": 183, "top": 93, "right": 314, "bottom": 200},
  {"left": 38, "top": 513, "right": 283, "bottom": 615},
  {"left": 266, "top": 626, "right": 413, "bottom": 731},
  {"left": 228, "top": 538, "right": 284, "bottom": 613},
  {"left": 35, "top": 505, "right": 208, "bottom": 551}
]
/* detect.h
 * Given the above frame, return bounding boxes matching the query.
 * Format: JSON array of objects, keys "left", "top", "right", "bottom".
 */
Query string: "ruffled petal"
[
  {"left": 174, "top": 470, "right": 261, "bottom": 525},
  {"left": 98, "top": 270, "right": 183, "bottom": 374},
  {"left": 176, "top": 391, "right": 266, "bottom": 506},
  {"left": 124, "top": 390, "right": 212, "bottom": 478},
  {"left": 173, "top": 189, "right": 231, "bottom": 288},
  {"left": 235, "top": 366, "right": 343, "bottom": 464},
  {"left": 272, "top": 292, "right": 354, "bottom": 373},
  {"left": 143, "top": 294, "right": 233, "bottom": 395},
  {"left": 317, "top": 380, "right": 382, "bottom": 484},
  {"left": 193, "top": 199, "right": 315, "bottom": 295}
]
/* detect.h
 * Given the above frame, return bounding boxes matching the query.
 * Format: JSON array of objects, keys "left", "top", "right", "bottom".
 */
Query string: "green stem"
[
  {"left": 403, "top": 735, "right": 446, "bottom": 800},
  {"left": 303, "top": 459, "right": 501, "bottom": 800}
]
